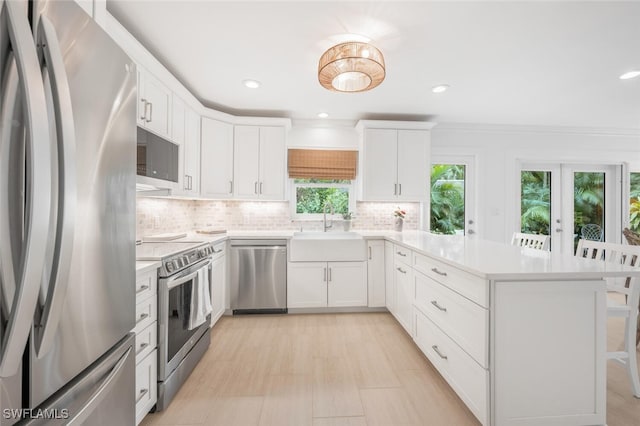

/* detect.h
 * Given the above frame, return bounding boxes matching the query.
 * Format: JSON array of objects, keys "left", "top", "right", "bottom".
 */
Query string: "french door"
[
  {"left": 430, "top": 155, "right": 476, "bottom": 236},
  {"left": 519, "top": 163, "right": 621, "bottom": 254}
]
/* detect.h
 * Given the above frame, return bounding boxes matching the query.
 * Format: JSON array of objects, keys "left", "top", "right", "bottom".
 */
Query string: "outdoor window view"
[
  {"left": 573, "top": 172, "right": 604, "bottom": 244},
  {"left": 430, "top": 164, "right": 465, "bottom": 234},
  {"left": 294, "top": 178, "right": 350, "bottom": 215},
  {"left": 520, "top": 171, "right": 551, "bottom": 235},
  {"left": 631, "top": 172, "right": 640, "bottom": 232}
]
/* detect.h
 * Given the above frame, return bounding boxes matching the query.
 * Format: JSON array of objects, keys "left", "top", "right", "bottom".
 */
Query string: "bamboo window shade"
[{"left": 288, "top": 149, "right": 358, "bottom": 180}]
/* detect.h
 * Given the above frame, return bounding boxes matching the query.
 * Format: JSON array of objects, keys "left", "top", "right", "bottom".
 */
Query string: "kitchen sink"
[{"left": 290, "top": 232, "right": 366, "bottom": 261}]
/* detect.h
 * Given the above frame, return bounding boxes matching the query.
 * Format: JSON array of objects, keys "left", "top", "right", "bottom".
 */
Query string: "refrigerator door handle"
[
  {"left": 66, "top": 347, "right": 132, "bottom": 426},
  {"left": 0, "top": 0, "right": 52, "bottom": 378},
  {"left": 32, "top": 16, "right": 77, "bottom": 359}
]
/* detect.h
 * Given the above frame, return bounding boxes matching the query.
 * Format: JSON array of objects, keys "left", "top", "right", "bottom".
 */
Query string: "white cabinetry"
[
  {"left": 201, "top": 117, "right": 234, "bottom": 198},
  {"left": 384, "top": 241, "right": 395, "bottom": 313},
  {"left": 356, "top": 121, "right": 433, "bottom": 201},
  {"left": 210, "top": 241, "right": 226, "bottom": 326},
  {"left": 233, "top": 125, "right": 285, "bottom": 200},
  {"left": 367, "top": 240, "right": 386, "bottom": 307},
  {"left": 137, "top": 68, "right": 171, "bottom": 138},
  {"left": 394, "top": 245, "right": 414, "bottom": 336},
  {"left": 287, "top": 261, "right": 367, "bottom": 308},
  {"left": 182, "top": 107, "right": 201, "bottom": 195},
  {"left": 134, "top": 267, "right": 158, "bottom": 425}
]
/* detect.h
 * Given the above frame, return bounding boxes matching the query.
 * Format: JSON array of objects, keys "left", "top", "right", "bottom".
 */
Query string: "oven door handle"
[{"left": 166, "top": 259, "right": 212, "bottom": 290}]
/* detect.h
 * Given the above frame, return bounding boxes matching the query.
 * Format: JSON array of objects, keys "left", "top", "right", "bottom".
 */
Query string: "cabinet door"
[
  {"left": 171, "top": 96, "right": 185, "bottom": 145},
  {"left": 384, "top": 241, "right": 395, "bottom": 313},
  {"left": 183, "top": 107, "right": 201, "bottom": 195},
  {"left": 394, "top": 261, "right": 414, "bottom": 335},
  {"left": 211, "top": 254, "right": 226, "bottom": 326},
  {"left": 288, "top": 262, "right": 327, "bottom": 308},
  {"left": 201, "top": 118, "right": 234, "bottom": 198},
  {"left": 367, "top": 240, "right": 386, "bottom": 307},
  {"left": 362, "top": 128, "right": 397, "bottom": 200},
  {"left": 140, "top": 71, "right": 171, "bottom": 138},
  {"left": 233, "top": 126, "right": 260, "bottom": 199},
  {"left": 327, "top": 262, "right": 367, "bottom": 307},
  {"left": 258, "top": 126, "right": 285, "bottom": 200},
  {"left": 397, "top": 129, "right": 429, "bottom": 201}
]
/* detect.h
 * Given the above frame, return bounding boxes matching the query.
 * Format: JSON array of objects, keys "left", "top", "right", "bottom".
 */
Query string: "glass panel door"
[
  {"left": 430, "top": 156, "right": 475, "bottom": 236},
  {"left": 630, "top": 172, "right": 640, "bottom": 233},
  {"left": 520, "top": 164, "right": 562, "bottom": 252}
]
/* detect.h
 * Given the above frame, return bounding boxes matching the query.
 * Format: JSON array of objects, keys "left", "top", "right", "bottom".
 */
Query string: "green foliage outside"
[
  {"left": 430, "top": 164, "right": 465, "bottom": 234},
  {"left": 295, "top": 179, "right": 349, "bottom": 215},
  {"left": 630, "top": 172, "right": 640, "bottom": 232},
  {"left": 520, "top": 171, "right": 551, "bottom": 235},
  {"left": 572, "top": 172, "right": 604, "bottom": 238}
]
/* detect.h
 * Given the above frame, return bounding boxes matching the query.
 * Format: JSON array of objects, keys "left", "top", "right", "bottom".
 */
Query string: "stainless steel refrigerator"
[{"left": 0, "top": 0, "right": 136, "bottom": 424}]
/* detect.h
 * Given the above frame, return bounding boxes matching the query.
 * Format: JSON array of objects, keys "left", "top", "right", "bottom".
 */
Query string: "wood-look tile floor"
[{"left": 141, "top": 312, "right": 640, "bottom": 426}]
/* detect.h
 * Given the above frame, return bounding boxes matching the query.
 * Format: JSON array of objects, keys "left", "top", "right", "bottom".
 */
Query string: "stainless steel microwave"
[{"left": 136, "top": 126, "right": 179, "bottom": 183}]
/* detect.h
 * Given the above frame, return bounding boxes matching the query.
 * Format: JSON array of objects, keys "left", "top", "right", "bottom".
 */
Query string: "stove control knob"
[
  {"left": 183, "top": 255, "right": 189, "bottom": 265},
  {"left": 166, "top": 262, "right": 174, "bottom": 272}
]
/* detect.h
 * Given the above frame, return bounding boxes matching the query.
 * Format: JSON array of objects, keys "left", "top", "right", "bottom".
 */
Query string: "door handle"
[
  {"left": 431, "top": 345, "right": 448, "bottom": 360},
  {"left": 136, "top": 342, "right": 149, "bottom": 355},
  {"left": 136, "top": 285, "right": 150, "bottom": 294},
  {"left": 394, "top": 183, "right": 397, "bottom": 195},
  {"left": 33, "top": 15, "right": 79, "bottom": 359},
  {"left": 399, "top": 183, "right": 402, "bottom": 195},
  {"left": 0, "top": 0, "right": 53, "bottom": 377},
  {"left": 136, "top": 388, "right": 149, "bottom": 404},
  {"left": 467, "top": 229, "right": 475, "bottom": 235},
  {"left": 396, "top": 267, "right": 407, "bottom": 274},
  {"left": 555, "top": 228, "right": 563, "bottom": 233},
  {"left": 229, "top": 180, "right": 233, "bottom": 194},
  {"left": 396, "top": 251, "right": 407, "bottom": 257},
  {"left": 139, "top": 98, "right": 147, "bottom": 120},
  {"left": 147, "top": 101, "right": 153, "bottom": 122},
  {"left": 431, "top": 267, "right": 447, "bottom": 277},
  {"left": 323, "top": 267, "right": 327, "bottom": 282},
  {"left": 136, "top": 313, "right": 150, "bottom": 324},
  {"left": 328, "top": 268, "right": 332, "bottom": 282},
  {"left": 430, "top": 300, "right": 447, "bottom": 312},
  {"left": 254, "top": 181, "right": 258, "bottom": 194},
  {"left": 368, "top": 246, "right": 372, "bottom": 260}
]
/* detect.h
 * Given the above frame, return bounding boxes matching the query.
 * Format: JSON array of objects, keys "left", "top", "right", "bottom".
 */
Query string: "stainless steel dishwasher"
[{"left": 230, "top": 240, "right": 287, "bottom": 314}]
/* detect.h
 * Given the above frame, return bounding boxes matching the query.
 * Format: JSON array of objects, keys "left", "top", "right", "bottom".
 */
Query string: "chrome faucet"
[{"left": 323, "top": 202, "right": 334, "bottom": 232}]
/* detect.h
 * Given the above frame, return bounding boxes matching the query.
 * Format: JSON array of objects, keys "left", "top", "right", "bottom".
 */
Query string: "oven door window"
[{"left": 167, "top": 278, "right": 202, "bottom": 362}]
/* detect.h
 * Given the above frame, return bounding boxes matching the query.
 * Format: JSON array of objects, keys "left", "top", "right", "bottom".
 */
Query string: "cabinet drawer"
[
  {"left": 414, "top": 309, "right": 487, "bottom": 425},
  {"left": 135, "top": 349, "right": 158, "bottom": 425},
  {"left": 414, "top": 272, "right": 488, "bottom": 367},
  {"left": 134, "top": 297, "right": 157, "bottom": 335},
  {"left": 135, "top": 321, "right": 157, "bottom": 363},
  {"left": 135, "top": 269, "right": 157, "bottom": 303},
  {"left": 394, "top": 245, "right": 412, "bottom": 266},
  {"left": 413, "top": 252, "right": 487, "bottom": 308}
]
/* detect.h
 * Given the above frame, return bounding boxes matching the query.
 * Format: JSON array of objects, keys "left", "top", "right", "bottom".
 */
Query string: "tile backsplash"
[{"left": 136, "top": 197, "right": 420, "bottom": 238}]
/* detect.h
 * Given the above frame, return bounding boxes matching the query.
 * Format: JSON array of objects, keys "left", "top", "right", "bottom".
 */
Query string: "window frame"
[{"left": 289, "top": 179, "right": 356, "bottom": 221}]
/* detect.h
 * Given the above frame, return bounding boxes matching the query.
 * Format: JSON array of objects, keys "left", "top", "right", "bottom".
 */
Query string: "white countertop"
[
  {"left": 136, "top": 229, "right": 640, "bottom": 280},
  {"left": 136, "top": 260, "right": 161, "bottom": 274}
]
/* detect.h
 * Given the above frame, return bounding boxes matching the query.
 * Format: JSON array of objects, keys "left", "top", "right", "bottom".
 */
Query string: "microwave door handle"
[
  {"left": 0, "top": 1, "right": 52, "bottom": 377},
  {"left": 32, "top": 16, "right": 77, "bottom": 359}
]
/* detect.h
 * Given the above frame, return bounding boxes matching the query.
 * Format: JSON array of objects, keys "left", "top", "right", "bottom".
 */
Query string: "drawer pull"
[
  {"left": 396, "top": 251, "right": 407, "bottom": 257},
  {"left": 136, "top": 342, "right": 149, "bottom": 355},
  {"left": 432, "top": 345, "right": 448, "bottom": 360},
  {"left": 136, "top": 313, "right": 149, "bottom": 324},
  {"left": 136, "top": 285, "right": 150, "bottom": 294},
  {"left": 430, "top": 300, "right": 447, "bottom": 312},
  {"left": 431, "top": 267, "right": 447, "bottom": 277},
  {"left": 396, "top": 267, "right": 407, "bottom": 274},
  {"left": 136, "top": 388, "right": 149, "bottom": 403}
]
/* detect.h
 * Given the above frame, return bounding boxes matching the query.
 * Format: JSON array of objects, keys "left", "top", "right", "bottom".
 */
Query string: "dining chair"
[
  {"left": 581, "top": 223, "right": 604, "bottom": 241},
  {"left": 575, "top": 239, "right": 640, "bottom": 397},
  {"left": 511, "top": 232, "right": 550, "bottom": 251}
]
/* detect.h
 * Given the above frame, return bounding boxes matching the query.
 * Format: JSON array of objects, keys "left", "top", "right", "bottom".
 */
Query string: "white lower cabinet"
[
  {"left": 384, "top": 241, "right": 395, "bottom": 313},
  {"left": 394, "top": 260, "right": 414, "bottom": 336},
  {"left": 134, "top": 267, "right": 158, "bottom": 425},
  {"left": 210, "top": 242, "right": 226, "bottom": 326},
  {"left": 288, "top": 261, "right": 367, "bottom": 308},
  {"left": 366, "top": 240, "right": 386, "bottom": 307}
]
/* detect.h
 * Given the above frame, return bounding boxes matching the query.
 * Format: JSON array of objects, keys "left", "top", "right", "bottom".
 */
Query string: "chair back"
[
  {"left": 511, "top": 232, "right": 550, "bottom": 251},
  {"left": 581, "top": 223, "right": 603, "bottom": 241},
  {"left": 575, "top": 239, "right": 640, "bottom": 298}
]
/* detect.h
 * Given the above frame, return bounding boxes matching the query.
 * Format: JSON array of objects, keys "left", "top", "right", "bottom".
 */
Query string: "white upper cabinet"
[
  {"left": 201, "top": 117, "right": 234, "bottom": 198},
  {"left": 137, "top": 68, "right": 171, "bottom": 139},
  {"left": 357, "top": 121, "right": 434, "bottom": 202},
  {"left": 233, "top": 125, "right": 285, "bottom": 200},
  {"left": 171, "top": 95, "right": 185, "bottom": 146},
  {"left": 183, "top": 107, "right": 201, "bottom": 195}
]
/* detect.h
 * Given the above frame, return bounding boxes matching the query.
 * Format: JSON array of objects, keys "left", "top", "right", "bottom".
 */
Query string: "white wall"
[
  {"left": 288, "top": 120, "right": 358, "bottom": 149},
  {"left": 432, "top": 123, "right": 640, "bottom": 243}
]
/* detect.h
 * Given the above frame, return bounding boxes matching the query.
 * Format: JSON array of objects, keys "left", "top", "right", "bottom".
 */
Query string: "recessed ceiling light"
[
  {"left": 243, "top": 79, "right": 261, "bottom": 89},
  {"left": 619, "top": 71, "right": 640, "bottom": 80},
  {"left": 432, "top": 84, "right": 450, "bottom": 93},
  {"left": 318, "top": 112, "right": 329, "bottom": 118}
]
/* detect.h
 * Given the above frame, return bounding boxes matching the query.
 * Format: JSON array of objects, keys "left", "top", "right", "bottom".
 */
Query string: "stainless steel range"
[{"left": 137, "top": 241, "right": 214, "bottom": 410}]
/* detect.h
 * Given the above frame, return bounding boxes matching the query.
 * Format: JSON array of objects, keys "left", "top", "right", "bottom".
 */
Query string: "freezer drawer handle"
[
  {"left": 136, "top": 285, "right": 150, "bottom": 294},
  {"left": 431, "top": 300, "right": 447, "bottom": 312},
  {"left": 136, "top": 388, "right": 149, "bottom": 403},
  {"left": 432, "top": 345, "right": 448, "bottom": 360},
  {"left": 136, "top": 313, "right": 149, "bottom": 324},
  {"left": 67, "top": 347, "right": 132, "bottom": 426},
  {"left": 0, "top": 0, "right": 52, "bottom": 377}
]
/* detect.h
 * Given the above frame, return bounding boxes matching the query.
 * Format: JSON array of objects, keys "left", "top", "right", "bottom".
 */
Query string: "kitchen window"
[{"left": 291, "top": 178, "right": 354, "bottom": 219}]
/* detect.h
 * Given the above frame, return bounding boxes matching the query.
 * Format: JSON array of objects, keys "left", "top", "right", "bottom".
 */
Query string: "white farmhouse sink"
[{"left": 290, "top": 232, "right": 366, "bottom": 261}]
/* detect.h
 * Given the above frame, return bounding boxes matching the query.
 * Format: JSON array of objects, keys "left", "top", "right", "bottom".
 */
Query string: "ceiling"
[{"left": 107, "top": 1, "right": 640, "bottom": 129}]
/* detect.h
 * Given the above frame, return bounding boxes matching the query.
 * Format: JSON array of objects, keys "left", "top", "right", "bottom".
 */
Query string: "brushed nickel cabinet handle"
[
  {"left": 396, "top": 251, "right": 407, "bottom": 257},
  {"left": 396, "top": 267, "right": 407, "bottom": 274},
  {"left": 136, "top": 342, "right": 149, "bottom": 355},
  {"left": 136, "top": 313, "right": 149, "bottom": 324},
  {"left": 431, "top": 267, "right": 447, "bottom": 277},
  {"left": 368, "top": 246, "right": 372, "bottom": 260},
  {"left": 431, "top": 300, "right": 447, "bottom": 312},
  {"left": 432, "top": 345, "right": 448, "bottom": 360},
  {"left": 136, "top": 388, "right": 149, "bottom": 403},
  {"left": 135, "top": 285, "right": 149, "bottom": 294},
  {"left": 140, "top": 98, "right": 146, "bottom": 120}
]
